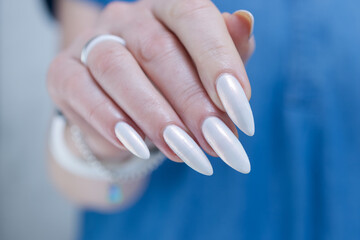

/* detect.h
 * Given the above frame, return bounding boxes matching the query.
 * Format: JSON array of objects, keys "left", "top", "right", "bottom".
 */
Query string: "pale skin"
[{"left": 47, "top": 0, "right": 255, "bottom": 211}]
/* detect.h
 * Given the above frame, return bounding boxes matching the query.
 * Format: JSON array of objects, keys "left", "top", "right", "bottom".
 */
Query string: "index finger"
[{"left": 152, "top": 0, "right": 255, "bottom": 136}]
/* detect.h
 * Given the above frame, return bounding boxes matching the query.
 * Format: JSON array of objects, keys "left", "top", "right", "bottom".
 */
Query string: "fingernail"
[
  {"left": 234, "top": 10, "right": 254, "bottom": 38},
  {"left": 202, "top": 117, "right": 250, "bottom": 174},
  {"left": 216, "top": 73, "right": 255, "bottom": 136},
  {"left": 114, "top": 122, "right": 150, "bottom": 159},
  {"left": 163, "top": 125, "right": 213, "bottom": 176}
]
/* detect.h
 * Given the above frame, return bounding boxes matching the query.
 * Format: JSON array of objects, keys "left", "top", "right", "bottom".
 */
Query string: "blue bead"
[{"left": 108, "top": 184, "right": 123, "bottom": 204}]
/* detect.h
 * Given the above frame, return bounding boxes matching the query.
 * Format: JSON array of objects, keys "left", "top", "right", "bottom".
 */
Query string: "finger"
[
  {"left": 153, "top": 0, "right": 255, "bottom": 136},
  {"left": 116, "top": 10, "right": 251, "bottom": 173},
  {"left": 85, "top": 39, "right": 213, "bottom": 175},
  {"left": 48, "top": 53, "right": 151, "bottom": 159},
  {"left": 223, "top": 10, "right": 256, "bottom": 63},
  {"left": 56, "top": 104, "right": 126, "bottom": 160}
]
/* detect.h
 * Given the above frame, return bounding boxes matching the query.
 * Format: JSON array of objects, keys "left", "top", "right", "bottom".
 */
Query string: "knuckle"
[
  {"left": 92, "top": 47, "right": 131, "bottom": 81},
  {"left": 102, "top": 1, "right": 129, "bottom": 21},
  {"left": 167, "top": 0, "right": 212, "bottom": 21},
  {"left": 87, "top": 100, "right": 109, "bottom": 122},
  {"left": 137, "top": 32, "right": 179, "bottom": 63},
  {"left": 63, "top": 69, "right": 87, "bottom": 97},
  {"left": 198, "top": 39, "right": 230, "bottom": 62},
  {"left": 178, "top": 83, "right": 207, "bottom": 113}
]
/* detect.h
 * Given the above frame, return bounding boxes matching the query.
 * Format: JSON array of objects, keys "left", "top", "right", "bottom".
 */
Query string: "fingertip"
[{"left": 233, "top": 10, "right": 254, "bottom": 38}]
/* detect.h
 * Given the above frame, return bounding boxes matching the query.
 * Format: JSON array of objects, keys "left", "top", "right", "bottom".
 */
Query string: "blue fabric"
[{"left": 80, "top": 0, "right": 360, "bottom": 239}]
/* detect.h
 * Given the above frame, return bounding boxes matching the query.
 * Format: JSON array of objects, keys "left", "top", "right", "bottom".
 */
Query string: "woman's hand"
[{"left": 47, "top": 0, "right": 255, "bottom": 175}]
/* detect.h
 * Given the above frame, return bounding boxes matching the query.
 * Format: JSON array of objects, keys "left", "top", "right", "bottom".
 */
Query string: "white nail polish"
[
  {"left": 202, "top": 117, "right": 250, "bottom": 174},
  {"left": 163, "top": 125, "right": 213, "bottom": 176},
  {"left": 114, "top": 122, "right": 150, "bottom": 159},
  {"left": 216, "top": 73, "right": 255, "bottom": 136}
]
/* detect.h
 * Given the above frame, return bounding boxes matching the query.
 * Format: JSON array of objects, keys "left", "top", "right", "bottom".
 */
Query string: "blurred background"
[{"left": 0, "top": 0, "right": 76, "bottom": 239}]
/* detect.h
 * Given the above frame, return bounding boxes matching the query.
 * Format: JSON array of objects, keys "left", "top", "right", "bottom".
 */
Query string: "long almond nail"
[
  {"left": 114, "top": 122, "right": 150, "bottom": 159},
  {"left": 202, "top": 117, "right": 250, "bottom": 174},
  {"left": 234, "top": 10, "right": 254, "bottom": 38},
  {"left": 163, "top": 125, "right": 213, "bottom": 176},
  {"left": 216, "top": 73, "right": 255, "bottom": 136}
]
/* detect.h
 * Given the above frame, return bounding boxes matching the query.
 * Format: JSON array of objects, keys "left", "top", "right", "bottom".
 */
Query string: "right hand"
[{"left": 47, "top": 0, "right": 255, "bottom": 175}]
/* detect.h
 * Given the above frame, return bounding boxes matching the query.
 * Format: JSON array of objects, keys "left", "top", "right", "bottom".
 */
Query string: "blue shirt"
[{"left": 80, "top": 0, "right": 360, "bottom": 239}]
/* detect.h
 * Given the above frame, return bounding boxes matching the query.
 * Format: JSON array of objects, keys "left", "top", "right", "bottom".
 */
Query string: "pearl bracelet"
[{"left": 49, "top": 114, "right": 165, "bottom": 203}]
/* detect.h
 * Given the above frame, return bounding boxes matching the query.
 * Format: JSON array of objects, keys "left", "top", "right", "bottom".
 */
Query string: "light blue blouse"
[{"left": 80, "top": 0, "right": 360, "bottom": 239}]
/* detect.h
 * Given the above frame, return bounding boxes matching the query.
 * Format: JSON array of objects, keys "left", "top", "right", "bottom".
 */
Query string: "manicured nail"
[
  {"left": 163, "top": 125, "right": 213, "bottom": 176},
  {"left": 114, "top": 122, "right": 150, "bottom": 159},
  {"left": 202, "top": 117, "right": 250, "bottom": 174},
  {"left": 216, "top": 73, "right": 255, "bottom": 136},
  {"left": 234, "top": 10, "right": 254, "bottom": 38}
]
